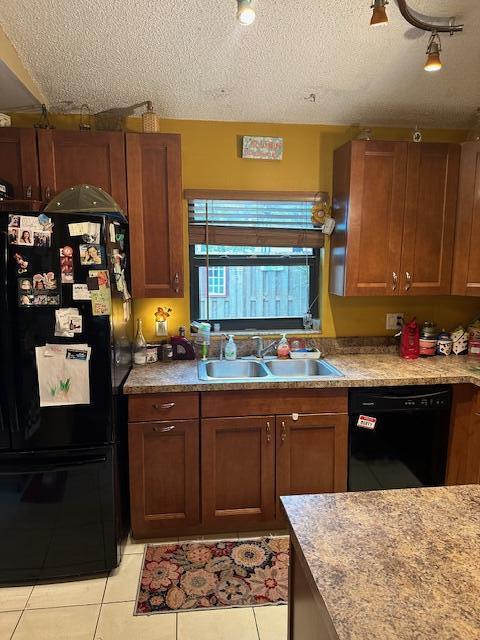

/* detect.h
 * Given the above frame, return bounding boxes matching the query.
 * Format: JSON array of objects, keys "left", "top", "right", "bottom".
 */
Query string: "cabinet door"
[
  {"left": 126, "top": 133, "right": 184, "bottom": 298},
  {"left": 128, "top": 420, "right": 200, "bottom": 538},
  {"left": 0, "top": 128, "right": 39, "bottom": 199},
  {"left": 276, "top": 413, "right": 348, "bottom": 511},
  {"left": 452, "top": 142, "right": 480, "bottom": 296},
  {"left": 37, "top": 130, "right": 127, "bottom": 210},
  {"left": 330, "top": 141, "right": 407, "bottom": 296},
  {"left": 446, "top": 386, "right": 480, "bottom": 485},
  {"left": 401, "top": 143, "right": 460, "bottom": 295},
  {"left": 202, "top": 416, "right": 275, "bottom": 527}
]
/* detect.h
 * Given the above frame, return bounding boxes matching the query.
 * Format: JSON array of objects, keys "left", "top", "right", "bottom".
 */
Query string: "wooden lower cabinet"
[
  {"left": 276, "top": 413, "right": 348, "bottom": 510},
  {"left": 202, "top": 416, "right": 275, "bottom": 528},
  {"left": 129, "top": 419, "right": 200, "bottom": 538},
  {"left": 128, "top": 389, "right": 349, "bottom": 537},
  {"left": 446, "top": 385, "right": 480, "bottom": 485}
]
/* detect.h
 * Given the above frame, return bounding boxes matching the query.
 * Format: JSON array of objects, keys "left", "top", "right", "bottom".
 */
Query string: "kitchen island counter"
[{"left": 281, "top": 485, "right": 480, "bottom": 640}]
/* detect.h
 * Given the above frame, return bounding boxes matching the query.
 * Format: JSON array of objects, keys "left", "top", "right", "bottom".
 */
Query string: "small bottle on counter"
[
  {"left": 133, "top": 319, "right": 147, "bottom": 365},
  {"left": 224, "top": 335, "right": 237, "bottom": 361}
]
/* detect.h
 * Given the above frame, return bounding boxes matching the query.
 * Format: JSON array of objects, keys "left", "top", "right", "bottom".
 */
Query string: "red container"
[{"left": 400, "top": 318, "right": 420, "bottom": 359}]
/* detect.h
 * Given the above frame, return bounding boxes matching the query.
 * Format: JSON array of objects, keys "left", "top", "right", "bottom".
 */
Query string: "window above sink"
[{"left": 188, "top": 192, "right": 323, "bottom": 331}]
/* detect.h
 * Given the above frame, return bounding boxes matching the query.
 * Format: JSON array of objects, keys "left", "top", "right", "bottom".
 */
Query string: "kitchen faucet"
[{"left": 251, "top": 336, "right": 279, "bottom": 358}]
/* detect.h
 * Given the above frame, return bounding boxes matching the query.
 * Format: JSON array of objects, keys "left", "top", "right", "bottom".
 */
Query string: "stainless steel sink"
[
  {"left": 198, "top": 358, "right": 343, "bottom": 381},
  {"left": 264, "top": 358, "right": 343, "bottom": 377},
  {"left": 201, "top": 359, "right": 269, "bottom": 379}
]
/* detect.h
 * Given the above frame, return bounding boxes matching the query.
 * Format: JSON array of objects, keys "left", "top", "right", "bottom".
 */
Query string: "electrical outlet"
[{"left": 386, "top": 313, "right": 404, "bottom": 331}]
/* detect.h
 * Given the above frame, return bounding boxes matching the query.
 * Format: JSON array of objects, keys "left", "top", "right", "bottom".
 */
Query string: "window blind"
[{"left": 188, "top": 197, "right": 324, "bottom": 248}]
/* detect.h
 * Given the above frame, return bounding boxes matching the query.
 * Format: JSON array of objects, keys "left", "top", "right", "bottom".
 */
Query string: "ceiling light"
[
  {"left": 237, "top": 0, "right": 255, "bottom": 26},
  {"left": 370, "top": 0, "right": 388, "bottom": 27},
  {"left": 424, "top": 32, "right": 442, "bottom": 72}
]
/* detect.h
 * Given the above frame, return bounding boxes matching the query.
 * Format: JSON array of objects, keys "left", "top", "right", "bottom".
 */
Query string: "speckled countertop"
[
  {"left": 123, "top": 354, "right": 480, "bottom": 394},
  {"left": 281, "top": 485, "right": 480, "bottom": 640}
]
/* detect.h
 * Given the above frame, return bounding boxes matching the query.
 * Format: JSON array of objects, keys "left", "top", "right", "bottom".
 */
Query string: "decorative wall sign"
[{"left": 242, "top": 136, "right": 283, "bottom": 160}]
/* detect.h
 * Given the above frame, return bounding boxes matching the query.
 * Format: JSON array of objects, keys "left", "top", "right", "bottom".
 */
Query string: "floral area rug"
[{"left": 135, "top": 537, "right": 289, "bottom": 615}]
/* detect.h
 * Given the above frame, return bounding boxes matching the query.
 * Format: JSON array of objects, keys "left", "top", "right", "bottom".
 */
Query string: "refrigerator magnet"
[
  {"left": 37, "top": 213, "right": 54, "bottom": 232},
  {"left": 9, "top": 214, "right": 53, "bottom": 246},
  {"left": 31, "top": 272, "right": 61, "bottom": 306},
  {"left": 72, "top": 284, "right": 91, "bottom": 300},
  {"left": 86, "top": 276, "right": 100, "bottom": 291},
  {"left": 60, "top": 246, "right": 74, "bottom": 283},
  {"left": 18, "top": 277, "right": 34, "bottom": 306},
  {"left": 13, "top": 252, "right": 29, "bottom": 274},
  {"left": 79, "top": 244, "right": 105, "bottom": 267}
]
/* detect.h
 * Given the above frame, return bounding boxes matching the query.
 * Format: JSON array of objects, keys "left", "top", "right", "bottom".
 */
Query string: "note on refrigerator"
[
  {"left": 88, "top": 269, "right": 111, "bottom": 316},
  {"left": 36, "top": 344, "right": 91, "bottom": 407}
]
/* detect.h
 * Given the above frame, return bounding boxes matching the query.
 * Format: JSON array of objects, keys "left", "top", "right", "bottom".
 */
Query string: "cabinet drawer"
[
  {"left": 201, "top": 389, "right": 347, "bottom": 417},
  {"left": 129, "top": 393, "right": 199, "bottom": 421}
]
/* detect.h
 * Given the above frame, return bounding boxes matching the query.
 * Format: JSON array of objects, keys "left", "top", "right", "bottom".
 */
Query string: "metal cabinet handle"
[
  {"left": 153, "top": 402, "right": 176, "bottom": 410},
  {"left": 25, "top": 185, "right": 32, "bottom": 199},
  {"left": 405, "top": 271, "right": 412, "bottom": 291},
  {"left": 266, "top": 421, "right": 271, "bottom": 444},
  {"left": 392, "top": 272, "right": 398, "bottom": 291},
  {"left": 44, "top": 186, "right": 51, "bottom": 201},
  {"left": 153, "top": 425, "right": 175, "bottom": 433},
  {"left": 281, "top": 421, "right": 287, "bottom": 443},
  {"left": 173, "top": 272, "right": 180, "bottom": 293}
]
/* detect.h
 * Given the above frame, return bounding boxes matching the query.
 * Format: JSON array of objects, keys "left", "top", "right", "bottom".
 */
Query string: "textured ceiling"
[{"left": 0, "top": 0, "right": 478, "bottom": 127}]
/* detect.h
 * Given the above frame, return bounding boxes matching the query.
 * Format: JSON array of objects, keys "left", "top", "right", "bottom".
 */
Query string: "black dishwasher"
[{"left": 348, "top": 385, "right": 452, "bottom": 491}]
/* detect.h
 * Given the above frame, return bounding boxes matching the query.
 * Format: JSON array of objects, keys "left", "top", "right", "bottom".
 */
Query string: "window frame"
[{"left": 189, "top": 246, "right": 320, "bottom": 330}]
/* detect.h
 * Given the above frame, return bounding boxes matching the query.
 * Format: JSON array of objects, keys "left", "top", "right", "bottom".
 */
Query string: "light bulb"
[
  {"left": 424, "top": 32, "right": 442, "bottom": 72},
  {"left": 370, "top": 0, "right": 388, "bottom": 27},
  {"left": 237, "top": 0, "right": 255, "bottom": 25}
]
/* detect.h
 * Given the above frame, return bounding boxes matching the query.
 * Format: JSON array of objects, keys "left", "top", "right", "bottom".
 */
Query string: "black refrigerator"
[{"left": 0, "top": 209, "right": 132, "bottom": 583}]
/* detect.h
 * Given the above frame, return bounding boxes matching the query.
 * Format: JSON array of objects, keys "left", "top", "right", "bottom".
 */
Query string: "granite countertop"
[
  {"left": 281, "top": 485, "right": 480, "bottom": 640},
  {"left": 123, "top": 353, "right": 480, "bottom": 394}
]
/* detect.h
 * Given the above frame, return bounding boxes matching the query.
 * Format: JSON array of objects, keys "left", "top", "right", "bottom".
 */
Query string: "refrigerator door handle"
[{"left": 0, "top": 230, "right": 19, "bottom": 439}]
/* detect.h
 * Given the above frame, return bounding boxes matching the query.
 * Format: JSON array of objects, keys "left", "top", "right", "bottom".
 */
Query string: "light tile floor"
[{"left": 0, "top": 532, "right": 289, "bottom": 640}]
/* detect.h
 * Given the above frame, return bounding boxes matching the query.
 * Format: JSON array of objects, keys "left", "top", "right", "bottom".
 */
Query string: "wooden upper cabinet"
[
  {"left": 202, "top": 416, "right": 275, "bottom": 527},
  {"left": 275, "top": 413, "right": 348, "bottom": 510},
  {"left": 330, "top": 141, "right": 407, "bottom": 296},
  {"left": 36, "top": 130, "right": 127, "bottom": 211},
  {"left": 330, "top": 140, "right": 461, "bottom": 297},
  {"left": 452, "top": 142, "right": 480, "bottom": 296},
  {"left": 128, "top": 419, "right": 200, "bottom": 538},
  {"left": 0, "top": 128, "right": 39, "bottom": 200},
  {"left": 401, "top": 143, "right": 460, "bottom": 295},
  {"left": 126, "top": 133, "right": 184, "bottom": 298}
]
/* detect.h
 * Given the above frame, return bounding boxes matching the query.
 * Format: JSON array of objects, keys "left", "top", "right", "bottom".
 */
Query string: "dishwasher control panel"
[{"left": 349, "top": 385, "right": 452, "bottom": 413}]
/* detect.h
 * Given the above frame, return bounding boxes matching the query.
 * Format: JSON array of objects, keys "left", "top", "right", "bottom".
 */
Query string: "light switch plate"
[{"left": 386, "top": 313, "right": 404, "bottom": 331}]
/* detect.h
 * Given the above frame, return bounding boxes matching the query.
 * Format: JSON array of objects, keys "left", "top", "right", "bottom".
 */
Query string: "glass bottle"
[{"left": 133, "top": 319, "right": 147, "bottom": 365}]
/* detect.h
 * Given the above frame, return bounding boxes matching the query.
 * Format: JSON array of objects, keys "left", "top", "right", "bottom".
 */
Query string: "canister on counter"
[
  {"left": 436, "top": 331, "right": 452, "bottom": 356},
  {"left": 160, "top": 343, "right": 173, "bottom": 361},
  {"left": 467, "top": 339, "right": 480, "bottom": 371},
  {"left": 145, "top": 343, "right": 160, "bottom": 363}
]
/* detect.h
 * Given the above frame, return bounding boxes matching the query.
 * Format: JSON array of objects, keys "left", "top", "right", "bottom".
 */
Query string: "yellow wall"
[
  {"left": 0, "top": 26, "right": 45, "bottom": 104},
  {"left": 9, "top": 113, "right": 480, "bottom": 339},
  {"left": 131, "top": 119, "right": 479, "bottom": 340}
]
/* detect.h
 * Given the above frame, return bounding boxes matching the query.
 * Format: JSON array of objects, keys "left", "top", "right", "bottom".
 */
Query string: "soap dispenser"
[
  {"left": 277, "top": 333, "right": 291, "bottom": 358},
  {"left": 224, "top": 335, "right": 237, "bottom": 361}
]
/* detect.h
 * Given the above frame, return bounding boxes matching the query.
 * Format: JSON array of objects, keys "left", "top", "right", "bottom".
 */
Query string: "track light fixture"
[
  {"left": 424, "top": 32, "right": 442, "bottom": 72},
  {"left": 370, "top": 0, "right": 388, "bottom": 27},
  {"left": 369, "top": 0, "right": 462, "bottom": 72},
  {"left": 237, "top": 0, "right": 256, "bottom": 26}
]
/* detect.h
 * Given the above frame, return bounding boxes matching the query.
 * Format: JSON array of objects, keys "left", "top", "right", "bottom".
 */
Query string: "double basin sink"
[{"left": 198, "top": 357, "right": 343, "bottom": 381}]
